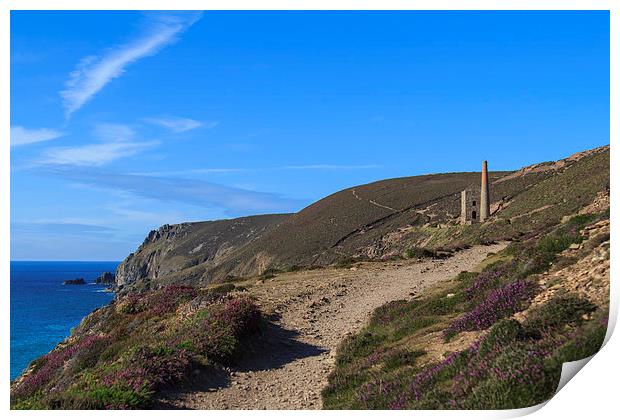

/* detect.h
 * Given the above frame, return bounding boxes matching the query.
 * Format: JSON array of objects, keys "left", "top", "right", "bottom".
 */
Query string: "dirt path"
[
  {"left": 159, "top": 243, "right": 506, "bottom": 409},
  {"left": 351, "top": 188, "right": 399, "bottom": 211}
]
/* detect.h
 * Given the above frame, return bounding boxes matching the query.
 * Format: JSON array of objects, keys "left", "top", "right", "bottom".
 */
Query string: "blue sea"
[{"left": 10, "top": 261, "right": 118, "bottom": 380}]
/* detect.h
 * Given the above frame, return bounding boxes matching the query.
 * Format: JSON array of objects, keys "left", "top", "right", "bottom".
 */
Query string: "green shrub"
[
  {"left": 456, "top": 270, "right": 478, "bottom": 284},
  {"left": 550, "top": 309, "right": 608, "bottom": 364},
  {"left": 403, "top": 247, "right": 436, "bottom": 259},
  {"left": 336, "top": 332, "right": 387, "bottom": 366},
  {"left": 563, "top": 213, "right": 597, "bottom": 232},
  {"left": 463, "top": 344, "right": 559, "bottom": 409},
  {"left": 322, "top": 369, "right": 372, "bottom": 409},
  {"left": 48, "top": 382, "right": 152, "bottom": 410},
  {"left": 383, "top": 349, "right": 426, "bottom": 371},
  {"left": 523, "top": 295, "right": 596, "bottom": 334},
  {"left": 10, "top": 392, "right": 46, "bottom": 410},
  {"left": 370, "top": 300, "right": 412, "bottom": 325},
  {"left": 537, "top": 234, "right": 578, "bottom": 255},
  {"left": 208, "top": 283, "right": 235, "bottom": 294},
  {"left": 414, "top": 294, "right": 462, "bottom": 316},
  {"left": 392, "top": 317, "right": 438, "bottom": 341},
  {"left": 518, "top": 247, "right": 556, "bottom": 277},
  {"left": 478, "top": 319, "right": 524, "bottom": 357}
]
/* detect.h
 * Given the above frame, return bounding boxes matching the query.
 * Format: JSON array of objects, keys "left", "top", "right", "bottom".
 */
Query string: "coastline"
[{"left": 10, "top": 261, "right": 118, "bottom": 380}]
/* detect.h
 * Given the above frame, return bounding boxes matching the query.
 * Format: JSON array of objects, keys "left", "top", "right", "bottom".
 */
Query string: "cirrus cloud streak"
[
  {"left": 60, "top": 12, "right": 202, "bottom": 117},
  {"left": 144, "top": 116, "right": 216, "bottom": 133},
  {"left": 45, "top": 167, "right": 304, "bottom": 216},
  {"left": 11, "top": 126, "right": 64, "bottom": 147},
  {"left": 39, "top": 141, "right": 159, "bottom": 167}
]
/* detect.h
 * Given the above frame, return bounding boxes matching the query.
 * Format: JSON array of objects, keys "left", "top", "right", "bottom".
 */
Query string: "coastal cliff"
[{"left": 115, "top": 214, "right": 289, "bottom": 290}]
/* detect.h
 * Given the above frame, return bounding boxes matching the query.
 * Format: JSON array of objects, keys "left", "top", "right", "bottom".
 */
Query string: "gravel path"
[{"left": 159, "top": 243, "right": 506, "bottom": 409}]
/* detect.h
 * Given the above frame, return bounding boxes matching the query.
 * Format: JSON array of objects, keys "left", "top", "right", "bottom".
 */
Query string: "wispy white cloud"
[
  {"left": 105, "top": 199, "right": 188, "bottom": 225},
  {"left": 92, "top": 122, "right": 136, "bottom": 142},
  {"left": 60, "top": 12, "right": 202, "bottom": 117},
  {"left": 133, "top": 164, "right": 382, "bottom": 176},
  {"left": 45, "top": 168, "right": 305, "bottom": 215},
  {"left": 40, "top": 141, "right": 158, "bottom": 167},
  {"left": 11, "top": 126, "right": 64, "bottom": 147},
  {"left": 107, "top": 205, "right": 175, "bottom": 223},
  {"left": 144, "top": 116, "right": 216, "bottom": 133},
  {"left": 130, "top": 168, "right": 245, "bottom": 177},
  {"left": 38, "top": 123, "right": 158, "bottom": 167},
  {"left": 11, "top": 221, "right": 116, "bottom": 237},
  {"left": 280, "top": 164, "right": 381, "bottom": 170}
]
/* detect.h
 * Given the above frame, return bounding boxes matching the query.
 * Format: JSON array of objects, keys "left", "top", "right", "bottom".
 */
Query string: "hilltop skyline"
[{"left": 10, "top": 11, "right": 609, "bottom": 260}]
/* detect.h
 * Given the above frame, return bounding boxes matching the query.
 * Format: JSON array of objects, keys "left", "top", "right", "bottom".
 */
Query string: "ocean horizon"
[{"left": 10, "top": 261, "right": 118, "bottom": 380}]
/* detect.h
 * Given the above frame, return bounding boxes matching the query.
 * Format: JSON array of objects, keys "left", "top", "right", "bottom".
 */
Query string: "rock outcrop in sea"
[
  {"left": 62, "top": 278, "right": 86, "bottom": 285},
  {"left": 94, "top": 271, "right": 115, "bottom": 285}
]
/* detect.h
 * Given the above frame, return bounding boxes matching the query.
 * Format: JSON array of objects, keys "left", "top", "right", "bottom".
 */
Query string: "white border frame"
[{"left": 2, "top": 2, "right": 616, "bottom": 420}]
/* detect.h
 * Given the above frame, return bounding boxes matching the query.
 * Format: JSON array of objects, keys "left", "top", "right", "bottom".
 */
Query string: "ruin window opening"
[{"left": 472, "top": 211, "right": 477, "bottom": 219}]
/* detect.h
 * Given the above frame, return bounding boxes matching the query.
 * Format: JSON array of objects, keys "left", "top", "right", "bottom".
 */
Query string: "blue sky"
[{"left": 10, "top": 11, "right": 609, "bottom": 260}]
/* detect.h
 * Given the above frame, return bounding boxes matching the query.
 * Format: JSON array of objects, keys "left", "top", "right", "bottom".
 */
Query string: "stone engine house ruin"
[{"left": 460, "top": 160, "right": 491, "bottom": 225}]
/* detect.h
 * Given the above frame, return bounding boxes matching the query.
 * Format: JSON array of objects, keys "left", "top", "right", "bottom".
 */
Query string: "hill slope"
[
  {"left": 115, "top": 146, "right": 609, "bottom": 290},
  {"left": 323, "top": 200, "right": 609, "bottom": 409}
]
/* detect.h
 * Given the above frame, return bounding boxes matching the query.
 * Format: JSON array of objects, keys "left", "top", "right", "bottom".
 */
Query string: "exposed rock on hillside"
[
  {"left": 519, "top": 218, "right": 610, "bottom": 315},
  {"left": 115, "top": 214, "right": 289, "bottom": 290}
]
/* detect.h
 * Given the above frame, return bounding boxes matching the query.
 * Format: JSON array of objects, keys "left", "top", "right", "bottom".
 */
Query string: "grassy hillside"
[
  {"left": 430, "top": 147, "right": 610, "bottom": 248},
  {"left": 322, "top": 208, "right": 609, "bottom": 409},
  {"left": 115, "top": 146, "right": 608, "bottom": 290},
  {"left": 11, "top": 283, "right": 261, "bottom": 409}
]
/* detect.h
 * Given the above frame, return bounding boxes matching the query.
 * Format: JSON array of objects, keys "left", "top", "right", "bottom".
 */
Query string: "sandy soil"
[{"left": 158, "top": 243, "right": 506, "bottom": 410}]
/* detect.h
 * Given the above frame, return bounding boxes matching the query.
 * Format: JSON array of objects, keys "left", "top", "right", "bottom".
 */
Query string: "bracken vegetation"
[
  {"left": 11, "top": 285, "right": 261, "bottom": 409},
  {"left": 323, "top": 212, "right": 609, "bottom": 409}
]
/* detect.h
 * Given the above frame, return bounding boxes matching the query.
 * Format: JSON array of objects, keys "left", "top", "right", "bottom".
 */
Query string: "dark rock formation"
[
  {"left": 94, "top": 271, "right": 115, "bottom": 285},
  {"left": 63, "top": 278, "right": 86, "bottom": 285}
]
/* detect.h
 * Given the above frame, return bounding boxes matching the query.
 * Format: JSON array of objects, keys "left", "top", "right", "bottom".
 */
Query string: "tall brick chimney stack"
[{"left": 480, "top": 160, "right": 490, "bottom": 221}]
